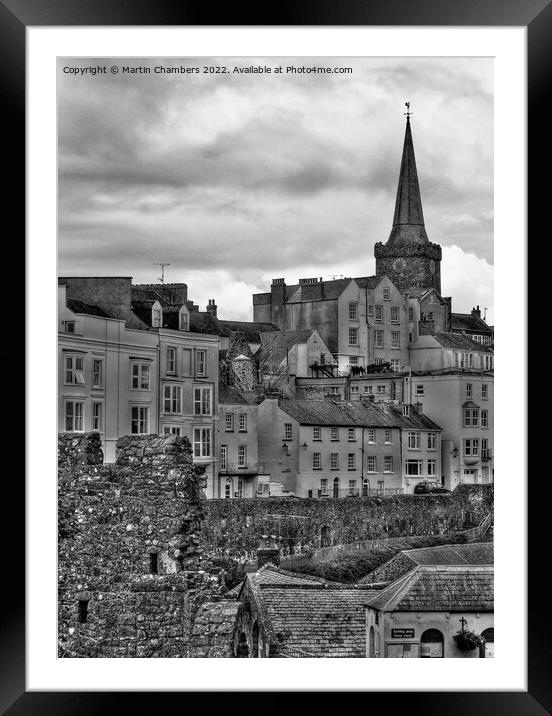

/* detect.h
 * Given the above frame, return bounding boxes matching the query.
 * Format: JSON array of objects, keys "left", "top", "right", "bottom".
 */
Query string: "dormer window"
[
  {"left": 179, "top": 306, "right": 190, "bottom": 331},
  {"left": 152, "top": 301, "right": 163, "bottom": 328}
]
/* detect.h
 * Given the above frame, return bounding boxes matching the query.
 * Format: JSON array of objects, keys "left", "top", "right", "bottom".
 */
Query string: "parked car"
[{"left": 414, "top": 481, "right": 450, "bottom": 494}]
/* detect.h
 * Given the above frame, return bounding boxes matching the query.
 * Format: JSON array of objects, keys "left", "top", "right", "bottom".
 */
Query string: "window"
[
  {"left": 225, "top": 482, "right": 232, "bottom": 499},
  {"left": 367, "top": 428, "right": 375, "bottom": 443},
  {"left": 405, "top": 459, "right": 423, "bottom": 476},
  {"left": 320, "top": 478, "right": 328, "bottom": 493},
  {"left": 65, "top": 355, "right": 85, "bottom": 385},
  {"left": 383, "top": 287, "right": 390, "bottom": 301},
  {"left": 367, "top": 456, "right": 377, "bottom": 472},
  {"left": 427, "top": 459, "right": 437, "bottom": 476},
  {"left": 92, "top": 359, "right": 103, "bottom": 388},
  {"left": 225, "top": 413, "right": 234, "bottom": 431},
  {"left": 416, "top": 384, "right": 424, "bottom": 396},
  {"left": 65, "top": 401, "right": 84, "bottom": 432},
  {"left": 348, "top": 428, "right": 356, "bottom": 441},
  {"left": 331, "top": 427, "right": 339, "bottom": 441},
  {"left": 283, "top": 423, "right": 293, "bottom": 440},
  {"left": 368, "top": 305, "right": 374, "bottom": 317},
  {"left": 349, "top": 327, "right": 358, "bottom": 345},
  {"left": 391, "top": 307, "right": 399, "bottom": 324},
  {"left": 166, "top": 347, "right": 176, "bottom": 374},
  {"left": 164, "top": 385, "right": 182, "bottom": 414},
  {"left": 464, "top": 438, "right": 479, "bottom": 456},
  {"left": 391, "top": 331, "right": 400, "bottom": 349},
  {"left": 149, "top": 553, "right": 159, "bottom": 575},
  {"left": 194, "top": 386, "right": 212, "bottom": 415},
  {"left": 420, "top": 629, "right": 444, "bottom": 658},
  {"left": 330, "top": 453, "right": 339, "bottom": 470},
  {"left": 390, "top": 359, "right": 400, "bottom": 372},
  {"left": 195, "top": 349, "right": 207, "bottom": 376},
  {"left": 313, "top": 426, "right": 321, "bottom": 441},
  {"left": 384, "top": 429, "right": 392, "bottom": 444},
  {"left": 482, "top": 384, "right": 488, "bottom": 399},
  {"left": 92, "top": 401, "right": 102, "bottom": 431},
  {"left": 348, "top": 453, "right": 356, "bottom": 470},
  {"left": 163, "top": 425, "right": 182, "bottom": 436},
  {"left": 131, "top": 362, "right": 150, "bottom": 390},
  {"left": 131, "top": 406, "right": 149, "bottom": 434},
  {"left": 349, "top": 302, "right": 358, "bottom": 320},
  {"left": 194, "top": 427, "right": 212, "bottom": 458},
  {"left": 408, "top": 307, "right": 414, "bottom": 321},
  {"left": 408, "top": 432, "right": 420, "bottom": 449},
  {"left": 350, "top": 385, "right": 359, "bottom": 395},
  {"left": 485, "top": 355, "right": 494, "bottom": 370},
  {"left": 63, "top": 320, "right": 76, "bottom": 333},
  {"left": 78, "top": 600, "right": 88, "bottom": 624},
  {"left": 313, "top": 452, "right": 321, "bottom": 470},
  {"left": 348, "top": 480, "right": 357, "bottom": 495},
  {"left": 375, "top": 305, "right": 383, "bottom": 322},
  {"left": 466, "top": 383, "right": 473, "bottom": 398},
  {"left": 179, "top": 311, "right": 189, "bottom": 331},
  {"left": 464, "top": 409, "right": 479, "bottom": 428},
  {"left": 220, "top": 445, "right": 228, "bottom": 470},
  {"left": 238, "top": 445, "right": 247, "bottom": 468},
  {"left": 239, "top": 413, "right": 247, "bottom": 432},
  {"left": 375, "top": 330, "right": 384, "bottom": 348},
  {"left": 481, "top": 410, "right": 488, "bottom": 428},
  {"left": 331, "top": 387, "right": 340, "bottom": 395},
  {"left": 468, "top": 354, "right": 474, "bottom": 368},
  {"left": 384, "top": 456, "right": 393, "bottom": 472},
  {"left": 152, "top": 306, "right": 162, "bottom": 327},
  {"left": 349, "top": 356, "right": 359, "bottom": 367},
  {"left": 365, "top": 385, "right": 373, "bottom": 394},
  {"left": 427, "top": 432, "right": 437, "bottom": 449},
  {"left": 481, "top": 438, "right": 488, "bottom": 457}
]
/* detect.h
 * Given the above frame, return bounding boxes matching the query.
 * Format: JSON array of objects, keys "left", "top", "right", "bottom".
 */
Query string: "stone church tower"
[{"left": 374, "top": 113, "right": 442, "bottom": 294}]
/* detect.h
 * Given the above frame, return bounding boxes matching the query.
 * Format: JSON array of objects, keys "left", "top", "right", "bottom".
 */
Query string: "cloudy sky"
[{"left": 58, "top": 57, "right": 493, "bottom": 323}]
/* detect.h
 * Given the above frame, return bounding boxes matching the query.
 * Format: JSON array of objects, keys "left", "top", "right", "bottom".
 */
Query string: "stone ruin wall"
[{"left": 58, "top": 432, "right": 226, "bottom": 658}]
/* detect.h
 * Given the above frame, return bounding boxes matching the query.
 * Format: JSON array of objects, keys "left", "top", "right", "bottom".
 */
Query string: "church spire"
[{"left": 388, "top": 105, "right": 429, "bottom": 245}]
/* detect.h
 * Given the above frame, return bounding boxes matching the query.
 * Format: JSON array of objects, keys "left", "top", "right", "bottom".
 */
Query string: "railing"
[
  {"left": 316, "top": 487, "right": 404, "bottom": 498},
  {"left": 279, "top": 648, "right": 317, "bottom": 658},
  {"left": 219, "top": 463, "right": 269, "bottom": 474},
  {"left": 463, "top": 511, "right": 493, "bottom": 542}
]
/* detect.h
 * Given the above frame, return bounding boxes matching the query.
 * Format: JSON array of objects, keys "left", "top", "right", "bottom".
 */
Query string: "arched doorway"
[
  {"left": 481, "top": 627, "right": 494, "bottom": 658},
  {"left": 420, "top": 628, "right": 444, "bottom": 658},
  {"left": 368, "top": 626, "right": 375, "bottom": 657},
  {"left": 320, "top": 525, "right": 331, "bottom": 548},
  {"left": 251, "top": 621, "right": 260, "bottom": 658},
  {"left": 236, "top": 631, "right": 249, "bottom": 657},
  {"left": 225, "top": 477, "right": 233, "bottom": 499},
  {"left": 333, "top": 477, "right": 340, "bottom": 499},
  {"left": 362, "top": 479, "right": 369, "bottom": 497}
]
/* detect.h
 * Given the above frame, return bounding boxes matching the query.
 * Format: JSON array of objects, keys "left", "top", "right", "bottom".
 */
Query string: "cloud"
[{"left": 58, "top": 56, "right": 494, "bottom": 317}]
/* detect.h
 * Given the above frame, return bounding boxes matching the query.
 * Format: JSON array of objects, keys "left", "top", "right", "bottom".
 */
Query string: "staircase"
[{"left": 463, "top": 511, "right": 493, "bottom": 542}]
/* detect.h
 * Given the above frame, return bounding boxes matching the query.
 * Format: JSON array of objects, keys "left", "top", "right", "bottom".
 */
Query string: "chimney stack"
[
  {"left": 471, "top": 305, "right": 481, "bottom": 318},
  {"left": 206, "top": 298, "right": 218, "bottom": 317},
  {"left": 257, "top": 534, "right": 280, "bottom": 568}
]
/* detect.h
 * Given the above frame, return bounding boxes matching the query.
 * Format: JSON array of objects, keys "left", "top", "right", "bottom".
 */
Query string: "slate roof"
[
  {"left": 433, "top": 332, "right": 493, "bottom": 353},
  {"left": 218, "top": 383, "right": 261, "bottom": 406},
  {"left": 258, "top": 329, "right": 319, "bottom": 371},
  {"left": 278, "top": 398, "right": 442, "bottom": 431},
  {"left": 365, "top": 565, "right": 494, "bottom": 612},
  {"left": 254, "top": 585, "right": 379, "bottom": 657},
  {"left": 355, "top": 275, "right": 385, "bottom": 290},
  {"left": 284, "top": 278, "right": 352, "bottom": 303},
  {"left": 66, "top": 299, "right": 112, "bottom": 318},
  {"left": 403, "top": 542, "right": 493, "bottom": 567},
  {"left": 452, "top": 313, "right": 493, "bottom": 334},
  {"left": 279, "top": 398, "right": 400, "bottom": 428},
  {"left": 384, "top": 404, "right": 442, "bottom": 431}
]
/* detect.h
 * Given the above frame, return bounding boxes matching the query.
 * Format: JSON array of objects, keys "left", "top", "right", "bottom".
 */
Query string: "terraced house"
[{"left": 258, "top": 395, "right": 442, "bottom": 496}]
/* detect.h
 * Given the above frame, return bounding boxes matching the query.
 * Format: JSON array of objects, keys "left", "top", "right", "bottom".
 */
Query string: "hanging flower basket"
[{"left": 453, "top": 629, "right": 485, "bottom": 651}]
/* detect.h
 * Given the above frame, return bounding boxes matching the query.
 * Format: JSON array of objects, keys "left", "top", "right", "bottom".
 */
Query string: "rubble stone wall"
[
  {"left": 201, "top": 484, "right": 493, "bottom": 560},
  {"left": 58, "top": 433, "right": 223, "bottom": 658}
]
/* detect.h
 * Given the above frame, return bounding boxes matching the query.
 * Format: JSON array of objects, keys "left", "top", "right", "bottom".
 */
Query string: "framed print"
[{"left": 4, "top": 0, "right": 546, "bottom": 711}]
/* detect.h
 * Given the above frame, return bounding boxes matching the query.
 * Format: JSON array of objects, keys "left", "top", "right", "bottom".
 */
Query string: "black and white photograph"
[{"left": 57, "top": 55, "right": 495, "bottom": 660}]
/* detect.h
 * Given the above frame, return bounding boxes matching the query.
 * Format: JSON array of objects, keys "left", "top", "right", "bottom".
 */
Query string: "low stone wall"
[
  {"left": 201, "top": 484, "right": 493, "bottom": 560},
  {"left": 58, "top": 433, "right": 223, "bottom": 658}
]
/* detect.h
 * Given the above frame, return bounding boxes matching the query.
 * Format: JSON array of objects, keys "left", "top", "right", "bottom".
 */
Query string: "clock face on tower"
[
  {"left": 392, "top": 258, "right": 407, "bottom": 272},
  {"left": 429, "top": 259, "right": 436, "bottom": 274}
]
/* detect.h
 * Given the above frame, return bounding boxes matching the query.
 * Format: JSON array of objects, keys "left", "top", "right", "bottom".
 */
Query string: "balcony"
[{"left": 219, "top": 463, "right": 267, "bottom": 475}]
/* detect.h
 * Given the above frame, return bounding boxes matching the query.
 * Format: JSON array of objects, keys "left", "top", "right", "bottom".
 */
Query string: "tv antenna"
[
  {"left": 483, "top": 307, "right": 488, "bottom": 322},
  {"left": 154, "top": 263, "right": 170, "bottom": 284}
]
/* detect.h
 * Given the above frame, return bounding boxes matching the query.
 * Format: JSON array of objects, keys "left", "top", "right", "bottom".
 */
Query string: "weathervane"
[{"left": 404, "top": 101, "right": 413, "bottom": 118}]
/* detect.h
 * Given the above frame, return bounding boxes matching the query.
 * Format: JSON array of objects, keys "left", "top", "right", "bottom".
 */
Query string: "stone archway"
[
  {"left": 236, "top": 631, "right": 249, "bottom": 657},
  {"left": 251, "top": 621, "right": 260, "bottom": 658},
  {"left": 320, "top": 525, "right": 332, "bottom": 548}
]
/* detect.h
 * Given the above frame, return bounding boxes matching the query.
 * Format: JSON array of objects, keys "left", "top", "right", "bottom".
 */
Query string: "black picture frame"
[{"left": 7, "top": 0, "right": 545, "bottom": 711}]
